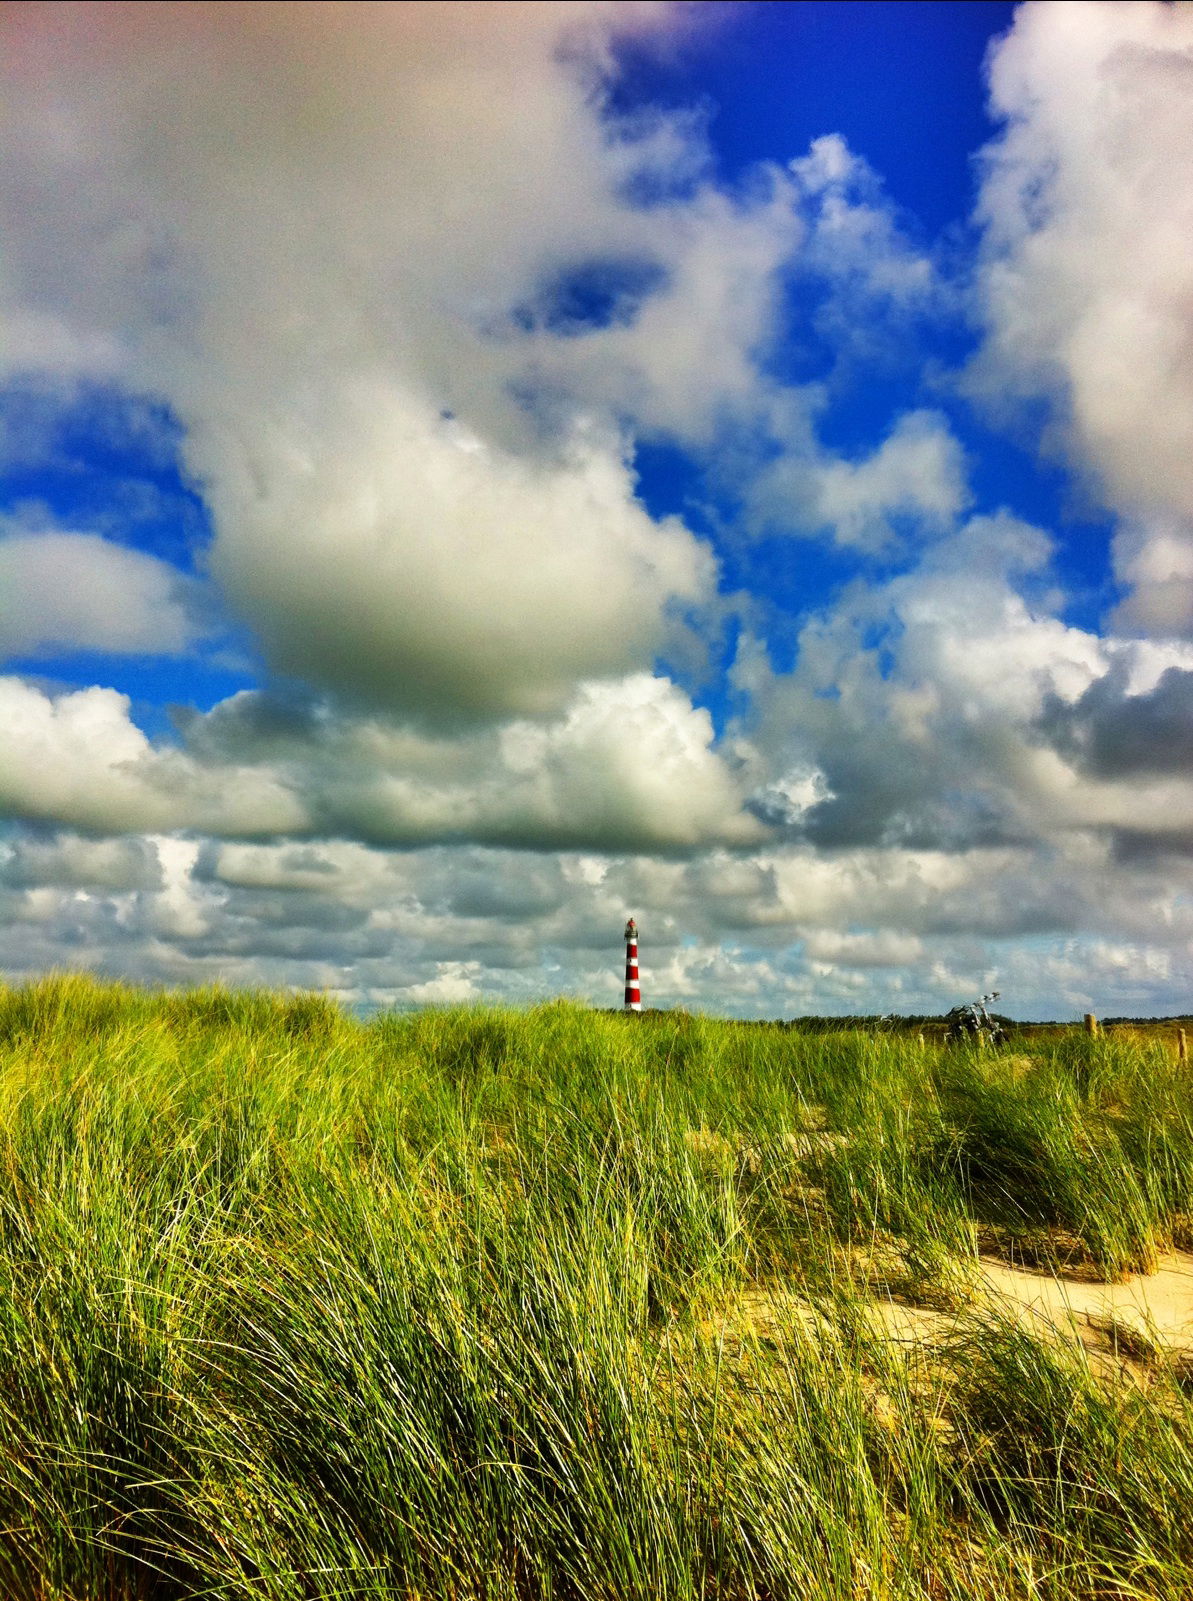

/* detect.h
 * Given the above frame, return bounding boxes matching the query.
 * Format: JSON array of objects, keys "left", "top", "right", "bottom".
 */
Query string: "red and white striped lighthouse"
[{"left": 624, "top": 917, "right": 641, "bottom": 1011}]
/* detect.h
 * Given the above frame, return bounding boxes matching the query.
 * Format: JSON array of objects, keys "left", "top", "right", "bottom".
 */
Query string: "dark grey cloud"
[
  {"left": 0, "top": 829, "right": 162, "bottom": 891},
  {"left": 176, "top": 692, "right": 324, "bottom": 763},
  {"left": 1109, "top": 828, "right": 1193, "bottom": 863},
  {"left": 432, "top": 861, "right": 568, "bottom": 922},
  {"left": 1039, "top": 664, "right": 1193, "bottom": 779}
]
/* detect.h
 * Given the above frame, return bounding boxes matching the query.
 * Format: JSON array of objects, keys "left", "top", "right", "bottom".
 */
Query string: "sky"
[{"left": 1, "top": 0, "right": 1192, "bottom": 1020}]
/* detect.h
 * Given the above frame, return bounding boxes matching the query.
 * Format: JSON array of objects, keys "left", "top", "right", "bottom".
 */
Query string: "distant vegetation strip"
[
  {"left": 601, "top": 1009, "right": 1193, "bottom": 1032},
  {"left": 2, "top": 976, "right": 1193, "bottom": 1599}
]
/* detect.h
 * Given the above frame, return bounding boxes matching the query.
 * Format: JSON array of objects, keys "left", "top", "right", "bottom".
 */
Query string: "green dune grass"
[{"left": 2, "top": 976, "right": 1193, "bottom": 1599}]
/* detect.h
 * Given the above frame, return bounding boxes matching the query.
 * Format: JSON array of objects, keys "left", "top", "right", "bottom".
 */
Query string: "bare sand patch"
[
  {"left": 865, "top": 1252, "right": 1193, "bottom": 1364},
  {"left": 976, "top": 1248, "right": 1193, "bottom": 1357},
  {"left": 715, "top": 1251, "right": 1193, "bottom": 1374}
]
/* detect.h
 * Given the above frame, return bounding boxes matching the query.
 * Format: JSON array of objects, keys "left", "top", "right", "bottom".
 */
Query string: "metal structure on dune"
[{"left": 624, "top": 918, "right": 641, "bottom": 1012}]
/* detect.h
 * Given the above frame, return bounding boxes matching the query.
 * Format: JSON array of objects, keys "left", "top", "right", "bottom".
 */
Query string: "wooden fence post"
[
  {"left": 1084, "top": 1012, "right": 1099, "bottom": 1037},
  {"left": 1179, "top": 1028, "right": 1188, "bottom": 1064}
]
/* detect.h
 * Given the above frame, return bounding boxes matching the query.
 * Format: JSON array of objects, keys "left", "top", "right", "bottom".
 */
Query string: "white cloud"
[
  {"left": 0, "top": 678, "right": 306, "bottom": 836},
  {"left": 201, "top": 671, "right": 763, "bottom": 851},
  {"left": 0, "top": 2, "right": 799, "bottom": 722},
  {"left": 975, "top": 0, "right": 1193, "bottom": 635},
  {"left": 489, "top": 674, "right": 761, "bottom": 848},
  {"left": 749, "top": 409, "right": 970, "bottom": 550},
  {"left": 0, "top": 670, "right": 761, "bottom": 851},
  {"left": 0, "top": 528, "right": 199, "bottom": 657},
  {"left": 202, "top": 399, "right": 713, "bottom": 722},
  {"left": 149, "top": 837, "right": 208, "bottom": 939},
  {"left": 741, "top": 515, "right": 1193, "bottom": 853},
  {"left": 789, "top": 134, "right": 940, "bottom": 313},
  {"left": 511, "top": 178, "right": 802, "bottom": 446},
  {"left": 1, "top": 827, "right": 1189, "bottom": 1019},
  {"left": 0, "top": 831, "right": 161, "bottom": 891},
  {"left": 0, "top": 310, "right": 123, "bottom": 379},
  {"left": 1109, "top": 517, "right": 1193, "bottom": 638},
  {"left": 731, "top": 133, "right": 962, "bottom": 549},
  {"left": 400, "top": 962, "right": 485, "bottom": 1006},
  {"left": 801, "top": 928, "right": 923, "bottom": 968}
]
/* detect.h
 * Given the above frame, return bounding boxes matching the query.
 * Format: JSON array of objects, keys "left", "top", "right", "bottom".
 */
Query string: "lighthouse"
[{"left": 624, "top": 917, "right": 641, "bottom": 1012}]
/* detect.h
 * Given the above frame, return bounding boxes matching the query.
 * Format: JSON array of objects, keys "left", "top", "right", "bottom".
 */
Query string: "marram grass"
[{"left": 1, "top": 976, "right": 1193, "bottom": 1598}]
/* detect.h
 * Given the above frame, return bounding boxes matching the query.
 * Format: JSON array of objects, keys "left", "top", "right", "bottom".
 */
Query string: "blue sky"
[{"left": 1, "top": 1, "right": 1191, "bottom": 1018}]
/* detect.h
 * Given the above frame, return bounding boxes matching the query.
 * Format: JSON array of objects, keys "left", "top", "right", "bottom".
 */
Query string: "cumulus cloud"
[
  {"left": 0, "top": 528, "right": 200, "bottom": 657},
  {"left": 401, "top": 963, "right": 486, "bottom": 1006},
  {"left": 0, "top": 678, "right": 306, "bottom": 836},
  {"left": 507, "top": 176, "right": 801, "bottom": 446},
  {"left": 802, "top": 411, "right": 969, "bottom": 550},
  {"left": 1109, "top": 517, "right": 1193, "bottom": 639},
  {"left": 748, "top": 409, "right": 970, "bottom": 550},
  {"left": 788, "top": 134, "right": 945, "bottom": 339},
  {"left": 740, "top": 513, "right": 1193, "bottom": 855},
  {"left": 975, "top": 0, "right": 1193, "bottom": 635},
  {"left": 204, "top": 402, "right": 712, "bottom": 722},
  {"left": 195, "top": 671, "right": 764, "bottom": 850},
  {"left": 1, "top": 826, "right": 1189, "bottom": 1019},
  {"left": 801, "top": 928, "right": 923, "bottom": 968},
  {"left": 0, "top": 831, "right": 162, "bottom": 892},
  {"left": 0, "top": 1, "right": 800, "bottom": 723},
  {"left": 1039, "top": 661, "right": 1193, "bottom": 780},
  {"left": 0, "top": 671, "right": 761, "bottom": 851},
  {"left": 3, "top": 500, "right": 1188, "bottom": 1005},
  {"left": 727, "top": 134, "right": 964, "bottom": 550}
]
